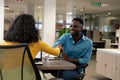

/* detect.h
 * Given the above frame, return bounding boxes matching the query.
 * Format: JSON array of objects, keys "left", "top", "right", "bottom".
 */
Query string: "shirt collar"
[{"left": 69, "top": 33, "right": 86, "bottom": 41}]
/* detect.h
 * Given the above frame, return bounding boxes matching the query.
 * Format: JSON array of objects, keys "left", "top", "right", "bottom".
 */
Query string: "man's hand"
[
  {"left": 62, "top": 52, "right": 79, "bottom": 63},
  {"left": 62, "top": 53, "right": 70, "bottom": 61}
]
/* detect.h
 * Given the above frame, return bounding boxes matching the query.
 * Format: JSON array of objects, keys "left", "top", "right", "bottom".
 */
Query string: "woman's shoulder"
[
  {"left": 0, "top": 41, "right": 18, "bottom": 45},
  {"left": 29, "top": 40, "right": 46, "bottom": 46}
]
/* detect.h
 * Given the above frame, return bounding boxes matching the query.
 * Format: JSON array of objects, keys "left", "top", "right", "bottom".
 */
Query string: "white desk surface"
[{"left": 97, "top": 48, "right": 120, "bottom": 55}]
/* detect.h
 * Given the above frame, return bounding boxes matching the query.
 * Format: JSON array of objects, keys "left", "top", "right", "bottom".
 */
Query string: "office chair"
[
  {"left": 92, "top": 40, "right": 106, "bottom": 55},
  {"left": 0, "top": 43, "right": 41, "bottom": 80},
  {"left": 70, "top": 64, "right": 88, "bottom": 80}
]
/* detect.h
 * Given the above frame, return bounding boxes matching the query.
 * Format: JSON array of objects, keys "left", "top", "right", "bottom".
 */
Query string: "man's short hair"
[{"left": 72, "top": 18, "right": 84, "bottom": 25}]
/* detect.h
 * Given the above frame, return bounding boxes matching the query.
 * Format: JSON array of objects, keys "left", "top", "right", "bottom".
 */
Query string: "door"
[
  {"left": 113, "top": 55, "right": 120, "bottom": 80},
  {"left": 96, "top": 50, "right": 106, "bottom": 76},
  {"left": 105, "top": 53, "right": 115, "bottom": 79}
]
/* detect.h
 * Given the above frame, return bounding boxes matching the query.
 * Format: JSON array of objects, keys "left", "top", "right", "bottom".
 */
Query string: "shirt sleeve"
[
  {"left": 79, "top": 41, "right": 93, "bottom": 64},
  {"left": 39, "top": 41, "right": 60, "bottom": 56},
  {"left": 53, "top": 34, "right": 66, "bottom": 47}
]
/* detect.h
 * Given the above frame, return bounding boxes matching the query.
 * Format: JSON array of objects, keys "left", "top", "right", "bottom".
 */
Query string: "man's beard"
[{"left": 71, "top": 32, "right": 79, "bottom": 36}]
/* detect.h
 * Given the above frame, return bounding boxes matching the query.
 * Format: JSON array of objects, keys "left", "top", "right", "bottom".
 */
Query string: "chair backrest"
[
  {"left": 93, "top": 41, "right": 106, "bottom": 48},
  {"left": 0, "top": 43, "right": 41, "bottom": 80}
]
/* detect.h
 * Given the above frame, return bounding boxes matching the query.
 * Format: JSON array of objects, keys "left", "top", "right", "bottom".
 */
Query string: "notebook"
[{"left": 34, "top": 51, "right": 43, "bottom": 65}]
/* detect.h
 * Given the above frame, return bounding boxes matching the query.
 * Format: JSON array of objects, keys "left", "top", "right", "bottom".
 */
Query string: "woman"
[{"left": 1, "top": 14, "right": 60, "bottom": 58}]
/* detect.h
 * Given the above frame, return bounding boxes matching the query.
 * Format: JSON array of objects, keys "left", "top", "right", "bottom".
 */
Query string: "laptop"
[{"left": 34, "top": 51, "right": 43, "bottom": 65}]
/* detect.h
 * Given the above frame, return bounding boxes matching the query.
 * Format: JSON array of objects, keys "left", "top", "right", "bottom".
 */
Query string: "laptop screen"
[{"left": 34, "top": 51, "right": 42, "bottom": 61}]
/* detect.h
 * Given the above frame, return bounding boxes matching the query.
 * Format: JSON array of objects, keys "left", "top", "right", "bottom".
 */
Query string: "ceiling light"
[
  {"left": 80, "top": 9, "right": 84, "bottom": 11},
  {"left": 108, "top": 12, "right": 111, "bottom": 15},
  {"left": 96, "top": 14, "right": 99, "bottom": 16},
  {"left": 66, "top": 12, "right": 72, "bottom": 15},
  {"left": 38, "top": 6, "right": 41, "bottom": 8},
  {"left": 101, "top": 4, "right": 108, "bottom": 7}
]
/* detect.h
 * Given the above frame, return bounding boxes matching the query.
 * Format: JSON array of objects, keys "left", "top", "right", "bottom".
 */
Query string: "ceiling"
[{"left": 4, "top": 0, "right": 120, "bottom": 21}]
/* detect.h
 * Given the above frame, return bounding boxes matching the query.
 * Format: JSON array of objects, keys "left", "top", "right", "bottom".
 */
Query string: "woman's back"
[{"left": 3, "top": 14, "right": 60, "bottom": 58}]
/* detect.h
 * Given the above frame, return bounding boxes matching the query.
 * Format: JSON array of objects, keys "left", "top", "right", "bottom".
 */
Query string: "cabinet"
[
  {"left": 113, "top": 54, "right": 120, "bottom": 80},
  {"left": 96, "top": 49, "right": 120, "bottom": 80},
  {"left": 82, "top": 30, "right": 100, "bottom": 41}
]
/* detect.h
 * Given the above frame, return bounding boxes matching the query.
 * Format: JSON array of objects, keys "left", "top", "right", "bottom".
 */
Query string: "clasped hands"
[
  {"left": 56, "top": 44, "right": 78, "bottom": 63},
  {"left": 56, "top": 44, "right": 70, "bottom": 61},
  {"left": 61, "top": 52, "right": 70, "bottom": 61}
]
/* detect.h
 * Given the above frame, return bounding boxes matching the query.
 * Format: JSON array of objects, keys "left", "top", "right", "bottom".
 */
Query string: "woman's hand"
[{"left": 56, "top": 44, "right": 63, "bottom": 52}]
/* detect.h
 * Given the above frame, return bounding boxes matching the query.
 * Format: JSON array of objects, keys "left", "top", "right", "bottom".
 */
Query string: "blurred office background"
[{"left": 4, "top": 0, "right": 120, "bottom": 43}]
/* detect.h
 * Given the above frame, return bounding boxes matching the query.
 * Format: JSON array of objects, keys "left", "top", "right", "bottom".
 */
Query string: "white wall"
[{"left": 0, "top": 0, "right": 4, "bottom": 41}]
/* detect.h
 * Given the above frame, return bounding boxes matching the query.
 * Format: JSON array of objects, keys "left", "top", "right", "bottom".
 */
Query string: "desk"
[
  {"left": 110, "top": 43, "right": 118, "bottom": 48},
  {"left": 92, "top": 41, "right": 106, "bottom": 54},
  {"left": 36, "top": 59, "right": 76, "bottom": 70},
  {"left": 36, "top": 60, "right": 76, "bottom": 80},
  {"left": 93, "top": 41, "right": 105, "bottom": 48}
]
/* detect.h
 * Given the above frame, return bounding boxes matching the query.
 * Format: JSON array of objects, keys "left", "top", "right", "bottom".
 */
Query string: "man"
[{"left": 53, "top": 18, "right": 93, "bottom": 80}]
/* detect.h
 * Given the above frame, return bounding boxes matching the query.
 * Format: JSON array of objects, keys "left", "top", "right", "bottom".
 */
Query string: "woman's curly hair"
[{"left": 4, "top": 14, "right": 39, "bottom": 43}]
